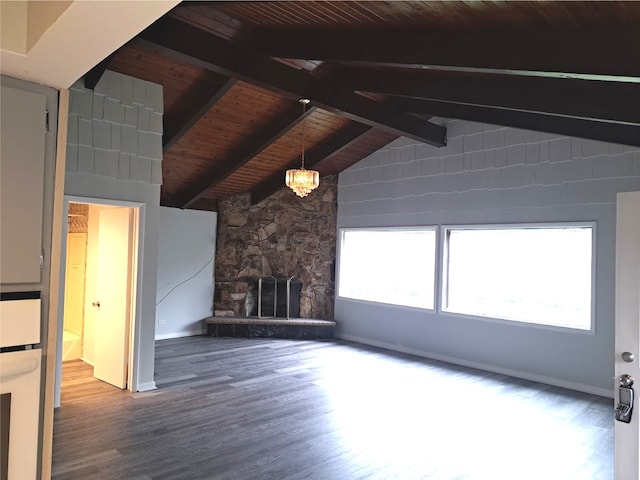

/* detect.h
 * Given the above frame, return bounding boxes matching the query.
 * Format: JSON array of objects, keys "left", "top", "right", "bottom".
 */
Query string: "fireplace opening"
[{"left": 245, "top": 276, "right": 302, "bottom": 318}]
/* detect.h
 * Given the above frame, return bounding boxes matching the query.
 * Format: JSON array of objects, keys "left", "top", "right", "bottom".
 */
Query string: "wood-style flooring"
[{"left": 52, "top": 336, "right": 614, "bottom": 479}]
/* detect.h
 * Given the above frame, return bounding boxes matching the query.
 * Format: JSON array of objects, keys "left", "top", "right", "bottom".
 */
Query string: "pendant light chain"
[{"left": 301, "top": 99, "right": 308, "bottom": 170}]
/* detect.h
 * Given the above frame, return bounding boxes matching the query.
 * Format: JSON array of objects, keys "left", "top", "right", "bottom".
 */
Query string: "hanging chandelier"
[{"left": 285, "top": 99, "right": 319, "bottom": 198}]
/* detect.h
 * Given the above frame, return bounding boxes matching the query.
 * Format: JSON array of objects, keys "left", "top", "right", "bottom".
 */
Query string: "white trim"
[
  {"left": 55, "top": 195, "right": 145, "bottom": 406},
  {"left": 336, "top": 226, "right": 438, "bottom": 309},
  {"left": 155, "top": 330, "right": 204, "bottom": 341},
  {"left": 337, "top": 332, "right": 613, "bottom": 399},
  {"left": 65, "top": 195, "right": 145, "bottom": 209},
  {"left": 437, "top": 309, "right": 597, "bottom": 335},
  {"left": 135, "top": 381, "right": 157, "bottom": 392},
  {"left": 440, "top": 221, "right": 597, "bottom": 333},
  {"left": 128, "top": 204, "right": 143, "bottom": 393},
  {"left": 54, "top": 200, "right": 70, "bottom": 408},
  {"left": 614, "top": 191, "right": 640, "bottom": 478},
  {"left": 440, "top": 220, "right": 598, "bottom": 231},
  {"left": 42, "top": 87, "right": 67, "bottom": 480}
]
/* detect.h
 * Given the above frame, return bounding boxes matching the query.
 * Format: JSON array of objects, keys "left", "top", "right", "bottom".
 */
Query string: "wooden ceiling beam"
[
  {"left": 336, "top": 68, "right": 640, "bottom": 126},
  {"left": 137, "top": 16, "right": 446, "bottom": 147},
  {"left": 163, "top": 75, "right": 236, "bottom": 152},
  {"left": 251, "top": 123, "right": 373, "bottom": 205},
  {"left": 162, "top": 193, "right": 218, "bottom": 211},
  {"left": 84, "top": 53, "right": 115, "bottom": 90},
  {"left": 396, "top": 98, "right": 640, "bottom": 147},
  {"left": 160, "top": 193, "right": 180, "bottom": 209},
  {"left": 177, "top": 104, "right": 317, "bottom": 208},
  {"left": 249, "top": 27, "right": 640, "bottom": 78}
]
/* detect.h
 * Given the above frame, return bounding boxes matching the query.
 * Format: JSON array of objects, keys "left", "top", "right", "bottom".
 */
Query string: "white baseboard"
[
  {"left": 337, "top": 333, "right": 614, "bottom": 399},
  {"left": 155, "top": 329, "right": 204, "bottom": 341},
  {"left": 136, "top": 381, "right": 157, "bottom": 392},
  {"left": 80, "top": 357, "right": 94, "bottom": 366}
]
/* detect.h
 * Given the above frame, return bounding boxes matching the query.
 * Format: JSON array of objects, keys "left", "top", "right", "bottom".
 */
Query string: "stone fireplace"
[{"left": 214, "top": 176, "right": 337, "bottom": 319}]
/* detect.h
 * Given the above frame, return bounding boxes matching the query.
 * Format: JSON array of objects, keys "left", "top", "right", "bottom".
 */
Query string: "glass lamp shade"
[{"left": 285, "top": 167, "right": 320, "bottom": 198}]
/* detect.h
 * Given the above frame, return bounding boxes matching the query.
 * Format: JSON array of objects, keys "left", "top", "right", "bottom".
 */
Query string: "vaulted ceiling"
[{"left": 86, "top": 1, "right": 640, "bottom": 211}]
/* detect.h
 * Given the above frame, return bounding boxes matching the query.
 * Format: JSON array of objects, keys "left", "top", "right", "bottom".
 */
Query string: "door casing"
[{"left": 54, "top": 196, "right": 143, "bottom": 407}]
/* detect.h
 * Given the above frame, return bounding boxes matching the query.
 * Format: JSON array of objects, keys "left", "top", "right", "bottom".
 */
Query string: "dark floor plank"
[{"left": 53, "top": 336, "right": 614, "bottom": 479}]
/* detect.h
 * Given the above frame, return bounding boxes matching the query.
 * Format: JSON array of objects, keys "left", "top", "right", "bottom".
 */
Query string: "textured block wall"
[
  {"left": 339, "top": 120, "right": 640, "bottom": 220},
  {"left": 63, "top": 70, "right": 164, "bottom": 392},
  {"left": 336, "top": 118, "right": 640, "bottom": 395},
  {"left": 66, "top": 70, "right": 163, "bottom": 185}
]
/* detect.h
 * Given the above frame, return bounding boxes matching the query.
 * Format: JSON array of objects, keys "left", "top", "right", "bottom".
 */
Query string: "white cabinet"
[{"left": 0, "top": 86, "right": 47, "bottom": 284}]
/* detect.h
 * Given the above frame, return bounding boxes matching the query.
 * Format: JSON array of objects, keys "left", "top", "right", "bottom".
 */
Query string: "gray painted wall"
[
  {"left": 156, "top": 206, "right": 216, "bottom": 339},
  {"left": 336, "top": 118, "right": 640, "bottom": 396},
  {"left": 63, "top": 70, "right": 163, "bottom": 392}
]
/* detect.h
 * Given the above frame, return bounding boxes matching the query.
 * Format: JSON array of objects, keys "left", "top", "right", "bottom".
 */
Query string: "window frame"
[
  {"left": 439, "top": 222, "right": 597, "bottom": 333},
  {"left": 336, "top": 226, "right": 438, "bottom": 311}
]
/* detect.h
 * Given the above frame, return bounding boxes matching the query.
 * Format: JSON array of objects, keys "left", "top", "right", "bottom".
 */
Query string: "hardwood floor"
[{"left": 52, "top": 336, "right": 614, "bottom": 479}]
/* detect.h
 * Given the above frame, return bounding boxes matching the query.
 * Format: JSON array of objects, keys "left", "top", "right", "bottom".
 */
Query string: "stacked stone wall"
[{"left": 215, "top": 175, "right": 337, "bottom": 319}]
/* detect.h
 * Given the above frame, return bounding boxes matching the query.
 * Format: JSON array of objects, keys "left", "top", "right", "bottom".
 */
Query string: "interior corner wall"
[
  {"left": 63, "top": 70, "right": 163, "bottom": 391},
  {"left": 336, "top": 119, "right": 640, "bottom": 396},
  {"left": 155, "top": 207, "right": 217, "bottom": 339}
]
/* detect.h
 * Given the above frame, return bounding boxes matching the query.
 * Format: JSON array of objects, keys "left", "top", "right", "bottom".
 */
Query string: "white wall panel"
[{"left": 155, "top": 207, "right": 216, "bottom": 339}]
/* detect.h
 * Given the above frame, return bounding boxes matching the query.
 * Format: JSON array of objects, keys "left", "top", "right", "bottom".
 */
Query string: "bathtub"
[{"left": 62, "top": 330, "right": 82, "bottom": 362}]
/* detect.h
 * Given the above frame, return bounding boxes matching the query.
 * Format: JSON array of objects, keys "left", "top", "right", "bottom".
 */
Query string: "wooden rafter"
[
  {"left": 249, "top": 27, "right": 640, "bottom": 78},
  {"left": 397, "top": 98, "right": 640, "bottom": 148},
  {"left": 161, "top": 193, "right": 218, "bottom": 212},
  {"left": 163, "top": 75, "right": 236, "bottom": 152},
  {"left": 137, "top": 16, "right": 446, "bottom": 147},
  {"left": 336, "top": 68, "right": 640, "bottom": 126},
  {"left": 84, "top": 54, "right": 115, "bottom": 90},
  {"left": 251, "top": 123, "right": 373, "bottom": 205},
  {"left": 176, "top": 104, "right": 318, "bottom": 208}
]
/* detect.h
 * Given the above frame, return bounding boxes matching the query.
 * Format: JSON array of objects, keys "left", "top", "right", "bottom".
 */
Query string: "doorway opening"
[{"left": 55, "top": 197, "right": 142, "bottom": 407}]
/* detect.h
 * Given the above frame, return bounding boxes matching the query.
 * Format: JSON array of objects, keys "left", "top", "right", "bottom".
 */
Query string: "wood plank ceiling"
[{"left": 87, "top": 1, "right": 640, "bottom": 211}]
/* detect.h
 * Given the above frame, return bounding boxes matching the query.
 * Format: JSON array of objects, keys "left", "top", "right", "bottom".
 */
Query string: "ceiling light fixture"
[{"left": 285, "top": 99, "right": 319, "bottom": 198}]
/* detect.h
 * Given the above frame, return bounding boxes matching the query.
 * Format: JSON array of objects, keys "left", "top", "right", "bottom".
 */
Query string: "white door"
[
  {"left": 93, "top": 207, "right": 132, "bottom": 389},
  {"left": 615, "top": 191, "right": 640, "bottom": 479}
]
